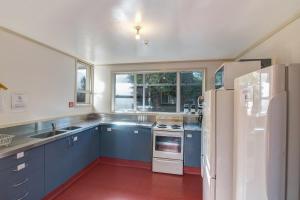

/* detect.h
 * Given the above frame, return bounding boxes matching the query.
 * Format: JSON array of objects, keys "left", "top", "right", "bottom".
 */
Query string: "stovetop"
[{"left": 153, "top": 123, "right": 184, "bottom": 132}]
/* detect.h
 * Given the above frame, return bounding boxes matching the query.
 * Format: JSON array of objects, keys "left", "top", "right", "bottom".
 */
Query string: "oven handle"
[{"left": 153, "top": 132, "right": 184, "bottom": 137}]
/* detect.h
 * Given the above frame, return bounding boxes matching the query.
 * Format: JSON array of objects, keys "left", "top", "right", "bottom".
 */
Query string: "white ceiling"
[{"left": 0, "top": 0, "right": 299, "bottom": 65}]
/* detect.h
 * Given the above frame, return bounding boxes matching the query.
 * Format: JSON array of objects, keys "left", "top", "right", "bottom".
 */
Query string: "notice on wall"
[{"left": 11, "top": 93, "right": 28, "bottom": 112}]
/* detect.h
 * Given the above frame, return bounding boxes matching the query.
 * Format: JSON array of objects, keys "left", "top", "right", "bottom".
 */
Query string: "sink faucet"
[{"left": 51, "top": 123, "right": 56, "bottom": 131}]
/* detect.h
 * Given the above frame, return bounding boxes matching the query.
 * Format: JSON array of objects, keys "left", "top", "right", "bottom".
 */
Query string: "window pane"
[
  {"left": 76, "top": 92, "right": 90, "bottom": 104},
  {"left": 145, "top": 72, "right": 176, "bottom": 85},
  {"left": 115, "top": 74, "right": 134, "bottom": 96},
  {"left": 145, "top": 86, "right": 176, "bottom": 112},
  {"left": 115, "top": 97, "right": 134, "bottom": 111},
  {"left": 77, "top": 68, "right": 87, "bottom": 90},
  {"left": 115, "top": 74, "right": 134, "bottom": 112},
  {"left": 180, "top": 71, "right": 203, "bottom": 84},
  {"left": 180, "top": 71, "right": 203, "bottom": 112},
  {"left": 137, "top": 74, "right": 143, "bottom": 84},
  {"left": 136, "top": 86, "right": 143, "bottom": 111}
]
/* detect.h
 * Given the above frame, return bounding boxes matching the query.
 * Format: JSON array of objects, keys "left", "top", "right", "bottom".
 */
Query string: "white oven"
[
  {"left": 153, "top": 131, "right": 184, "bottom": 160},
  {"left": 152, "top": 115, "right": 184, "bottom": 175}
]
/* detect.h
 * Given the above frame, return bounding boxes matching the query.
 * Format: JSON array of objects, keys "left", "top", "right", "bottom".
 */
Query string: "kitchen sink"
[
  {"left": 60, "top": 126, "right": 82, "bottom": 131},
  {"left": 30, "top": 130, "right": 66, "bottom": 139}
]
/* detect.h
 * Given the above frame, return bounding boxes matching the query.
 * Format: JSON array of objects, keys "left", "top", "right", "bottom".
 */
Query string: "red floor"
[{"left": 52, "top": 164, "right": 202, "bottom": 200}]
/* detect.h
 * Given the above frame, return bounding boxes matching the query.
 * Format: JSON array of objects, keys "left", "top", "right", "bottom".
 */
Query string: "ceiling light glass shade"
[{"left": 135, "top": 34, "right": 141, "bottom": 40}]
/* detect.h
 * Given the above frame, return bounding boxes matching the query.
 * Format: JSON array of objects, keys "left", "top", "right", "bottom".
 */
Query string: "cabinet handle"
[
  {"left": 16, "top": 152, "right": 25, "bottom": 160},
  {"left": 16, "top": 192, "right": 29, "bottom": 200},
  {"left": 134, "top": 130, "right": 139, "bottom": 134},
  {"left": 73, "top": 136, "right": 78, "bottom": 142},
  {"left": 107, "top": 128, "right": 112, "bottom": 132},
  {"left": 12, "top": 163, "right": 27, "bottom": 172},
  {"left": 186, "top": 134, "right": 192, "bottom": 138},
  {"left": 13, "top": 178, "right": 29, "bottom": 187}
]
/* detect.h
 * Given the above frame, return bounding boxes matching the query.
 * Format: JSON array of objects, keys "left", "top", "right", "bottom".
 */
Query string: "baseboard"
[
  {"left": 43, "top": 159, "right": 99, "bottom": 200},
  {"left": 184, "top": 166, "right": 201, "bottom": 175},
  {"left": 98, "top": 156, "right": 152, "bottom": 170}
]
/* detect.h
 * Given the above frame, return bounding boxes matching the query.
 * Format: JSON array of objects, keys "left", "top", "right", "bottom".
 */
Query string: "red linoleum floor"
[{"left": 53, "top": 164, "right": 202, "bottom": 200}]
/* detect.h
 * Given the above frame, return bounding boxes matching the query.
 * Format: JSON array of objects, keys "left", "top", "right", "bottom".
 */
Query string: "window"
[
  {"left": 76, "top": 61, "right": 92, "bottom": 105},
  {"left": 180, "top": 71, "right": 203, "bottom": 111},
  {"left": 113, "top": 70, "right": 204, "bottom": 113}
]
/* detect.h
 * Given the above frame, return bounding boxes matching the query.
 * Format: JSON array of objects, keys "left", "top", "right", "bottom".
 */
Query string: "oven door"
[{"left": 153, "top": 131, "right": 183, "bottom": 160}]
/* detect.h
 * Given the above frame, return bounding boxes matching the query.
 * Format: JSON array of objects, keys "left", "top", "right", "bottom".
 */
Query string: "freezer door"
[
  {"left": 233, "top": 65, "right": 286, "bottom": 200},
  {"left": 202, "top": 90, "right": 216, "bottom": 177}
]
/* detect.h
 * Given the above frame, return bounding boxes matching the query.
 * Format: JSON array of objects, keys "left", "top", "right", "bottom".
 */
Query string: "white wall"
[
  {"left": 0, "top": 28, "right": 93, "bottom": 127},
  {"left": 239, "top": 18, "right": 300, "bottom": 64},
  {"left": 94, "top": 60, "right": 225, "bottom": 113}
]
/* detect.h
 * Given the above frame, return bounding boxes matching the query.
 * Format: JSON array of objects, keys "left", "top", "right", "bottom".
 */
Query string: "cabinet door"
[
  {"left": 100, "top": 125, "right": 117, "bottom": 157},
  {"left": 129, "top": 127, "right": 152, "bottom": 162},
  {"left": 45, "top": 137, "right": 73, "bottom": 194},
  {"left": 100, "top": 125, "right": 131, "bottom": 160},
  {"left": 90, "top": 126, "right": 100, "bottom": 162},
  {"left": 114, "top": 126, "right": 131, "bottom": 160},
  {"left": 184, "top": 131, "right": 201, "bottom": 167},
  {"left": 71, "top": 129, "right": 94, "bottom": 175}
]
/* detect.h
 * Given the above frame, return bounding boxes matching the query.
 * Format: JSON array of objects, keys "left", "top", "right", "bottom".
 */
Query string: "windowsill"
[{"left": 75, "top": 103, "right": 93, "bottom": 107}]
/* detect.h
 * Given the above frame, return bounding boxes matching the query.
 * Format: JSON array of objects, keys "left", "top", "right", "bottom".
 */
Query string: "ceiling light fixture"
[{"left": 135, "top": 25, "right": 141, "bottom": 40}]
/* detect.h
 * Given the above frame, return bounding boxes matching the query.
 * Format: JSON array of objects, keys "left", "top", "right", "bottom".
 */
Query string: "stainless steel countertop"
[
  {"left": 183, "top": 123, "right": 202, "bottom": 131},
  {"left": 0, "top": 119, "right": 200, "bottom": 159},
  {"left": 0, "top": 120, "right": 154, "bottom": 159}
]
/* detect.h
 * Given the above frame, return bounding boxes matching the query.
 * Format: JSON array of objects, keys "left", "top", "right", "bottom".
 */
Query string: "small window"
[{"left": 76, "top": 61, "right": 92, "bottom": 105}]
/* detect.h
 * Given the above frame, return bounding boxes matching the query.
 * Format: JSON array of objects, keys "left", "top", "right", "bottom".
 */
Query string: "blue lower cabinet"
[
  {"left": 100, "top": 125, "right": 118, "bottom": 158},
  {"left": 184, "top": 131, "right": 201, "bottom": 167},
  {"left": 100, "top": 125, "right": 131, "bottom": 160},
  {"left": 45, "top": 128, "right": 99, "bottom": 194},
  {"left": 45, "top": 136, "right": 73, "bottom": 194},
  {"left": 90, "top": 127, "right": 100, "bottom": 162},
  {"left": 0, "top": 146, "right": 45, "bottom": 200},
  {"left": 71, "top": 127, "right": 99, "bottom": 175},
  {"left": 129, "top": 127, "right": 152, "bottom": 162},
  {"left": 100, "top": 125, "right": 152, "bottom": 162}
]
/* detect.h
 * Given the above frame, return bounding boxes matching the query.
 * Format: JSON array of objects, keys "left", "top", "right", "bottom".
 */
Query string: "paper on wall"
[{"left": 11, "top": 93, "right": 28, "bottom": 112}]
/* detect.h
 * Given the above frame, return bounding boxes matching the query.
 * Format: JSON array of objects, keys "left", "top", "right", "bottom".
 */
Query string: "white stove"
[{"left": 152, "top": 115, "right": 184, "bottom": 175}]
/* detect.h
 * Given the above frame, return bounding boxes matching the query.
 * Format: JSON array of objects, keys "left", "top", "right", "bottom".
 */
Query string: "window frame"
[
  {"left": 111, "top": 69, "right": 205, "bottom": 113},
  {"left": 75, "top": 60, "right": 93, "bottom": 106}
]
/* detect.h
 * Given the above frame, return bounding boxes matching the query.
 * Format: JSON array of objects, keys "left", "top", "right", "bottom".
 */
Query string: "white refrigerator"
[
  {"left": 233, "top": 64, "right": 300, "bottom": 200},
  {"left": 202, "top": 89, "right": 234, "bottom": 200}
]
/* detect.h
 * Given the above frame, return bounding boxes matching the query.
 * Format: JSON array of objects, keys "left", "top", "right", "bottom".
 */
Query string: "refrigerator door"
[
  {"left": 202, "top": 90, "right": 216, "bottom": 178},
  {"left": 233, "top": 65, "right": 286, "bottom": 200}
]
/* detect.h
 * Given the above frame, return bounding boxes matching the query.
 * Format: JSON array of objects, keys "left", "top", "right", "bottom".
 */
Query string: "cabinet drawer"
[
  {"left": 0, "top": 145, "right": 44, "bottom": 171},
  {"left": 0, "top": 168, "right": 44, "bottom": 200},
  {"left": 0, "top": 152, "right": 44, "bottom": 186}
]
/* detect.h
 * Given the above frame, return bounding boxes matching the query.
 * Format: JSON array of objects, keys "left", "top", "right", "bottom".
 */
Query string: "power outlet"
[{"left": 69, "top": 102, "right": 75, "bottom": 108}]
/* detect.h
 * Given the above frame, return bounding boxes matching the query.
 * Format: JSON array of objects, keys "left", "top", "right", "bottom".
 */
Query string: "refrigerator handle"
[{"left": 265, "top": 91, "right": 287, "bottom": 200}]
